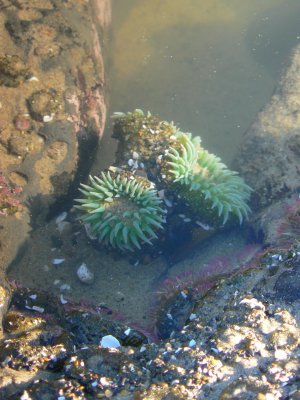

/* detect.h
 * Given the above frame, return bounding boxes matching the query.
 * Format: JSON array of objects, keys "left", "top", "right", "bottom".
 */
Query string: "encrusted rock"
[
  {"left": 27, "top": 89, "right": 62, "bottom": 122},
  {"left": 0, "top": 54, "right": 29, "bottom": 87}
]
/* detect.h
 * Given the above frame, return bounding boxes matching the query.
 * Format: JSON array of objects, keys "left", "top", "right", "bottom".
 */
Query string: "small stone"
[
  {"left": 55, "top": 211, "right": 67, "bottom": 224},
  {"left": 13, "top": 114, "right": 31, "bottom": 131},
  {"left": 104, "top": 389, "right": 113, "bottom": 398},
  {"left": 76, "top": 263, "right": 94, "bottom": 284}
]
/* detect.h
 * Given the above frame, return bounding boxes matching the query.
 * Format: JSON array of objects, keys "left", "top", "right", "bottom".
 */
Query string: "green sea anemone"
[
  {"left": 165, "top": 131, "right": 201, "bottom": 184},
  {"left": 163, "top": 132, "right": 252, "bottom": 225},
  {"left": 75, "top": 170, "right": 165, "bottom": 251}
]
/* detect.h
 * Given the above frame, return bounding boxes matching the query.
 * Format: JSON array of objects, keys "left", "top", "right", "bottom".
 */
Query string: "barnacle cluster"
[
  {"left": 75, "top": 170, "right": 165, "bottom": 251},
  {"left": 163, "top": 130, "right": 252, "bottom": 225},
  {"left": 76, "top": 109, "right": 252, "bottom": 252}
]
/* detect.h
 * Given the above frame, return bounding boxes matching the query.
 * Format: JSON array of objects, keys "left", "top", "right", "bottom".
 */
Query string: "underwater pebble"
[
  {"left": 132, "top": 151, "right": 139, "bottom": 159},
  {"left": 140, "top": 162, "right": 145, "bottom": 169},
  {"left": 183, "top": 218, "right": 191, "bottom": 222},
  {"left": 57, "top": 221, "right": 71, "bottom": 234},
  {"left": 52, "top": 258, "right": 65, "bottom": 265},
  {"left": 128, "top": 159, "right": 134, "bottom": 167},
  {"left": 60, "top": 284, "right": 71, "bottom": 292},
  {"left": 100, "top": 335, "right": 121, "bottom": 348},
  {"left": 55, "top": 211, "right": 67, "bottom": 224},
  {"left": 124, "top": 328, "right": 131, "bottom": 336},
  {"left": 189, "top": 313, "right": 197, "bottom": 321},
  {"left": 189, "top": 339, "right": 196, "bottom": 347},
  {"left": 76, "top": 263, "right": 94, "bottom": 284},
  {"left": 29, "top": 294, "right": 37, "bottom": 300}
]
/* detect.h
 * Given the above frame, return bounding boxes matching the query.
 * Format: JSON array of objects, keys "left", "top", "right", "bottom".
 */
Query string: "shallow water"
[
  {"left": 8, "top": 0, "right": 300, "bottom": 336},
  {"left": 103, "top": 0, "right": 300, "bottom": 166}
]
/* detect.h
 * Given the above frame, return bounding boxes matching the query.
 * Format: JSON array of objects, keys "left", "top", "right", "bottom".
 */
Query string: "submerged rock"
[
  {"left": 0, "top": 54, "right": 29, "bottom": 87},
  {"left": 234, "top": 44, "right": 300, "bottom": 210}
]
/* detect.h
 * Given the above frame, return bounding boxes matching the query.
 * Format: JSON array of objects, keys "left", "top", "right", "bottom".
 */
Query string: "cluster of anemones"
[{"left": 76, "top": 110, "right": 252, "bottom": 251}]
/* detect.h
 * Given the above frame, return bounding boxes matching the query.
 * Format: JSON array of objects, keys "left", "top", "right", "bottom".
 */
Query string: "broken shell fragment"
[{"left": 76, "top": 262, "right": 94, "bottom": 284}]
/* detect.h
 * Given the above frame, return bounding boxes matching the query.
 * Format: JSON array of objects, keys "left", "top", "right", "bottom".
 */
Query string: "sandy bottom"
[{"left": 8, "top": 210, "right": 258, "bottom": 330}]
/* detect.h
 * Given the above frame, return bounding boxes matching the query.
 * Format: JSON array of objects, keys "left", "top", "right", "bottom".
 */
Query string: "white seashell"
[
  {"left": 100, "top": 335, "right": 121, "bottom": 348},
  {"left": 25, "top": 305, "right": 44, "bottom": 313},
  {"left": 43, "top": 113, "right": 54, "bottom": 123},
  {"left": 52, "top": 258, "right": 65, "bottom": 265},
  {"left": 27, "top": 76, "right": 39, "bottom": 82},
  {"left": 132, "top": 151, "right": 139, "bottom": 159},
  {"left": 60, "top": 294, "right": 68, "bottom": 304},
  {"left": 195, "top": 221, "right": 212, "bottom": 230},
  {"left": 76, "top": 263, "right": 94, "bottom": 284},
  {"left": 124, "top": 328, "right": 131, "bottom": 336},
  {"left": 56, "top": 212, "right": 67, "bottom": 224}
]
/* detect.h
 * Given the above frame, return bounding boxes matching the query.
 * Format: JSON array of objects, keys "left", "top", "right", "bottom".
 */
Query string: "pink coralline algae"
[
  {"left": 276, "top": 195, "right": 300, "bottom": 248},
  {"left": 151, "top": 243, "right": 262, "bottom": 339},
  {"left": 0, "top": 174, "right": 22, "bottom": 216}
]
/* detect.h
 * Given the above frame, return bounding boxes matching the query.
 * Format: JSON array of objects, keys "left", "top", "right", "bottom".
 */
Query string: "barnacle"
[
  {"left": 75, "top": 170, "right": 165, "bottom": 251},
  {"left": 164, "top": 131, "right": 252, "bottom": 225}
]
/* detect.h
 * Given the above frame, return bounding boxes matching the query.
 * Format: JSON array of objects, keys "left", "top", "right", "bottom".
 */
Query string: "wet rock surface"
[
  {"left": 234, "top": 44, "right": 300, "bottom": 211},
  {"left": 0, "top": 0, "right": 108, "bottom": 273}
]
